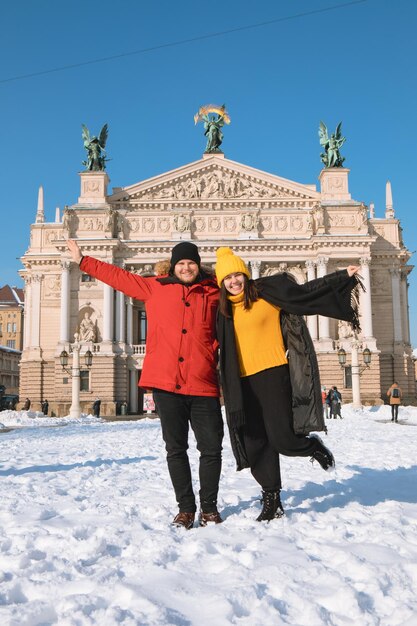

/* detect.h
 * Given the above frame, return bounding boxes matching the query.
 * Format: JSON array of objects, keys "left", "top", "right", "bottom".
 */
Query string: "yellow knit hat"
[{"left": 215, "top": 247, "right": 250, "bottom": 286}]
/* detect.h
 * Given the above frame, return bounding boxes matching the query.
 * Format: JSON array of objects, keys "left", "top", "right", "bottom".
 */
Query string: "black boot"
[
  {"left": 309, "top": 434, "right": 335, "bottom": 471},
  {"left": 256, "top": 490, "right": 285, "bottom": 522}
]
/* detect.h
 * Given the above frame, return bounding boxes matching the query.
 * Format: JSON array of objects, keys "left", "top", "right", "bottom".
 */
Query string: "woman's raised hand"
[
  {"left": 346, "top": 265, "right": 360, "bottom": 277},
  {"left": 67, "top": 239, "right": 82, "bottom": 264}
]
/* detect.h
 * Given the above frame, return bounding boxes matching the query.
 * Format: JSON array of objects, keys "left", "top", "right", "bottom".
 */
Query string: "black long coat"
[{"left": 217, "top": 269, "right": 362, "bottom": 470}]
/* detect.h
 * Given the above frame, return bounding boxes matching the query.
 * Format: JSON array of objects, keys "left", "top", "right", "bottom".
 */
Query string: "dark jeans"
[
  {"left": 241, "top": 365, "right": 319, "bottom": 491},
  {"left": 391, "top": 404, "right": 399, "bottom": 420},
  {"left": 153, "top": 389, "right": 224, "bottom": 513}
]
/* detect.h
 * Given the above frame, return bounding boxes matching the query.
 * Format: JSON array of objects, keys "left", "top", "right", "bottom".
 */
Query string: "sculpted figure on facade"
[
  {"left": 319, "top": 121, "right": 346, "bottom": 168},
  {"left": 79, "top": 312, "right": 96, "bottom": 342},
  {"left": 185, "top": 178, "right": 199, "bottom": 198},
  {"left": 62, "top": 206, "right": 74, "bottom": 236},
  {"left": 262, "top": 264, "right": 280, "bottom": 277},
  {"left": 105, "top": 208, "right": 116, "bottom": 236},
  {"left": 357, "top": 203, "right": 368, "bottom": 229},
  {"left": 338, "top": 319, "right": 354, "bottom": 339},
  {"left": 82, "top": 124, "right": 109, "bottom": 171},
  {"left": 313, "top": 204, "right": 325, "bottom": 230},
  {"left": 202, "top": 172, "right": 221, "bottom": 198}
]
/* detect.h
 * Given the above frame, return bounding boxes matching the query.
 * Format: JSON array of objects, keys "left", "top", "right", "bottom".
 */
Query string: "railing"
[{"left": 132, "top": 345, "right": 146, "bottom": 356}]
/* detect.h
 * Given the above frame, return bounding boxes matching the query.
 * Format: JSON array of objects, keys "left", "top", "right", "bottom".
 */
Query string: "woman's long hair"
[{"left": 219, "top": 275, "right": 259, "bottom": 317}]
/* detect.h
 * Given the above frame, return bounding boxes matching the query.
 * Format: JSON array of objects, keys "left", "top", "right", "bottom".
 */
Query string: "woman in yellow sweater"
[{"left": 215, "top": 247, "right": 361, "bottom": 522}]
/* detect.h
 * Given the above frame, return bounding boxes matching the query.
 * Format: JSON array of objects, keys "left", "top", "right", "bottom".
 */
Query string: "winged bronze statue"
[
  {"left": 82, "top": 123, "right": 109, "bottom": 171},
  {"left": 194, "top": 104, "right": 230, "bottom": 153},
  {"left": 319, "top": 121, "right": 346, "bottom": 168}
]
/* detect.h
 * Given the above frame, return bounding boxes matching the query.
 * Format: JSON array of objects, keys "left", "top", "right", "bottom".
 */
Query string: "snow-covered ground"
[{"left": 1, "top": 404, "right": 417, "bottom": 626}]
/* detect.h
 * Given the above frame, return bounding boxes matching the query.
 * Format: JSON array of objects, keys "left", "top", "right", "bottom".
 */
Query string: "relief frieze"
[
  {"left": 131, "top": 169, "right": 309, "bottom": 202},
  {"left": 262, "top": 217, "right": 272, "bottom": 232},
  {"left": 43, "top": 275, "right": 61, "bottom": 299},
  {"left": 143, "top": 218, "right": 155, "bottom": 234},
  {"left": 208, "top": 217, "right": 221, "bottom": 232},
  {"left": 157, "top": 217, "right": 171, "bottom": 233},
  {"left": 194, "top": 217, "right": 206, "bottom": 232},
  {"left": 224, "top": 217, "right": 237, "bottom": 232},
  {"left": 82, "top": 217, "right": 104, "bottom": 231},
  {"left": 276, "top": 217, "right": 288, "bottom": 231}
]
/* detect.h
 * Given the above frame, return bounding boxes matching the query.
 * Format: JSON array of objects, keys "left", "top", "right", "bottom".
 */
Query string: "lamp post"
[
  {"left": 60, "top": 333, "right": 93, "bottom": 419},
  {"left": 338, "top": 339, "right": 371, "bottom": 409}
]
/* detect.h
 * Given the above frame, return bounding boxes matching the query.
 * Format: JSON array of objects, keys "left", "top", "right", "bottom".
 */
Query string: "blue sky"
[{"left": 1, "top": 0, "right": 416, "bottom": 341}]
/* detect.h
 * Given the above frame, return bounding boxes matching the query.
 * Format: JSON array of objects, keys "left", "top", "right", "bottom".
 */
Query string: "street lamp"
[
  {"left": 337, "top": 348, "right": 347, "bottom": 366},
  {"left": 338, "top": 339, "right": 371, "bottom": 408},
  {"left": 60, "top": 333, "right": 93, "bottom": 418}
]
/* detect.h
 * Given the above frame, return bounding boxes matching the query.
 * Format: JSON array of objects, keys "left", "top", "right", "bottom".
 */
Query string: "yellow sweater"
[{"left": 229, "top": 293, "right": 288, "bottom": 377}]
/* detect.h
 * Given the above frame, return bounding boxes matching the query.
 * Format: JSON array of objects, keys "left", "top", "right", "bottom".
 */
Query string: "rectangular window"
[
  {"left": 63, "top": 377, "right": 69, "bottom": 385},
  {"left": 138, "top": 310, "right": 147, "bottom": 345},
  {"left": 12, "top": 323, "right": 16, "bottom": 332},
  {"left": 80, "top": 370, "right": 90, "bottom": 392},
  {"left": 81, "top": 274, "right": 95, "bottom": 283},
  {"left": 344, "top": 365, "right": 352, "bottom": 389},
  {"left": 7, "top": 323, "right": 11, "bottom": 332},
  {"left": 7, "top": 340, "right": 16, "bottom": 349}
]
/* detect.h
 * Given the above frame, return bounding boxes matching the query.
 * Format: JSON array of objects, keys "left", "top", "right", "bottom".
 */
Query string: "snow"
[{"left": 1, "top": 405, "right": 417, "bottom": 626}]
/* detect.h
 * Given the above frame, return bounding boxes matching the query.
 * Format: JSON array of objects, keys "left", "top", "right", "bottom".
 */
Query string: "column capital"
[
  {"left": 305, "top": 259, "right": 316, "bottom": 269},
  {"left": 250, "top": 260, "right": 261, "bottom": 270},
  {"left": 360, "top": 257, "right": 371, "bottom": 267},
  {"left": 317, "top": 256, "right": 329, "bottom": 268},
  {"left": 390, "top": 268, "right": 401, "bottom": 278},
  {"left": 61, "top": 260, "right": 71, "bottom": 271}
]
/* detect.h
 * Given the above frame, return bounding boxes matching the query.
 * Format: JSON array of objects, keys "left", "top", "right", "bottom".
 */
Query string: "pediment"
[{"left": 109, "top": 155, "right": 320, "bottom": 204}]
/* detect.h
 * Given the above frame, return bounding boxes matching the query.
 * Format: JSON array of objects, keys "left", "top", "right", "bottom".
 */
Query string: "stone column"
[
  {"left": 359, "top": 257, "right": 374, "bottom": 339},
  {"left": 69, "top": 333, "right": 82, "bottom": 419},
  {"left": 115, "top": 291, "right": 126, "bottom": 343},
  {"left": 317, "top": 257, "right": 331, "bottom": 342},
  {"left": 351, "top": 338, "right": 362, "bottom": 409},
  {"left": 30, "top": 274, "right": 42, "bottom": 349},
  {"left": 305, "top": 260, "right": 318, "bottom": 340},
  {"left": 126, "top": 298, "right": 133, "bottom": 345},
  {"left": 390, "top": 268, "right": 403, "bottom": 343},
  {"left": 130, "top": 369, "right": 138, "bottom": 413},
  {"left": 103, "top": 283, "right": 114, "bottom": 343},
  {"left": 59, "top": 260, "right": 71, "bottom": 343},
  {"left": 23, "top": 277, "right": 32, "bottom": 349},
  {"left": 250, "top": 260, "right": 261, "bottom": 280},
  {"left": 400, "top": 270, "right": 410, "bottom": 345}
]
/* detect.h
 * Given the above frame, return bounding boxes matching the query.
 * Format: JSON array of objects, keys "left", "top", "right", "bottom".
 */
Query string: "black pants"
[
  {"left": 241, "top": 365, "right": 319, "bottom": 492},
  {"left": 391, "top": 404, "right": 399, "bottom": 420},
  {"left": 153, "top": 389, "right": 224, "bottom": 513}
]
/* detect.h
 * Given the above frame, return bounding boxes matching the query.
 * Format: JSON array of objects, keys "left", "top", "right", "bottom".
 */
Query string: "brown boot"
[
  {"left": 172, "top": 512, "right": 195, "bottom": 530},
  {"left": 199, "top": 510, "right": 223, "bottom": 526}
]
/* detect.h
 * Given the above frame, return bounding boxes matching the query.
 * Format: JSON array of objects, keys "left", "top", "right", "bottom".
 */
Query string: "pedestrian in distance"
[
  {"left": 23, "top": 397, "right": 31, "bottom": 411},
  {"left": 321, "top": 386, "right": 329, "bottom": 419},
  {"left": 41, "top": 399, "right": 49, "bottom": 416},
  {"left": 387, "top": 382, "right": 402, "bottom": 422},
  {"left": 67, "top": 238, "right": 224, "bottom": 530},
  {"left": 215, "top": 247, "right": 362, "bottom": 522},
  {"left": 329, "top": 386, "right": 342, "bottom": 419},
  {"left": 92, "top": 397, "right": 101, "bottom": 418}
]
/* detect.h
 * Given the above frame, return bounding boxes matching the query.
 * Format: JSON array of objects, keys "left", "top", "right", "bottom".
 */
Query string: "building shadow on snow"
[
  {"left": 284, "top": 464, "right": 417, "bottom": 515},
  {"left": 0, "top": 455, "right": 157, "bottom": 477}
]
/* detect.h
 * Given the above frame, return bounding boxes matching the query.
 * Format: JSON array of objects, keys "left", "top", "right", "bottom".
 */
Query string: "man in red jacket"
[{"left": 67, "top": 239, "right": 224, "bottom": 529}]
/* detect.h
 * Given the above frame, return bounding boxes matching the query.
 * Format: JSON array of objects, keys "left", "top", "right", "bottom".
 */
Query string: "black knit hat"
[{"left": 170, "top": 242, "right": 201, "bottom": 272}]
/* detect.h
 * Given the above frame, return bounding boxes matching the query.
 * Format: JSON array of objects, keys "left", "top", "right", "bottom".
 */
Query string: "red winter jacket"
[{"left": 80, "top": 256, "right": 220, "bottom": 397}]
